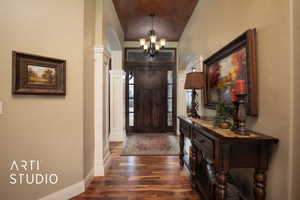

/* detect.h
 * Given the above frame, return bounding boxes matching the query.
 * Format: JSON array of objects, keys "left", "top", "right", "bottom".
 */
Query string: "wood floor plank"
[{"left": 72, "top": 142, "right": 200, "bottom": 200}]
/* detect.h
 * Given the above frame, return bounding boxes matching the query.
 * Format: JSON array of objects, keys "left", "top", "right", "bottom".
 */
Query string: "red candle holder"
[
  {"left": 236, "top": 80, "right": 246, "bottom": 94},
  {"left": 231, "top": 88, "right": 238, "bottom": 102}
]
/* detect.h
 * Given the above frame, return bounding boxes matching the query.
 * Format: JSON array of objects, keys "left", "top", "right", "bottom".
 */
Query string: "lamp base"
[
  {"left": 191, "top": 112, "right": 200, "bottom": 119},
  {"left": 191, "top": 89, "right": 200, "bottom": 119}
]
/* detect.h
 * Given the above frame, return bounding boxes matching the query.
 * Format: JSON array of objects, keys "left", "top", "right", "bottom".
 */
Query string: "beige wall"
[
  {"left": 0, "top": 0, "right": 84, "bottom": 199},
  {"left": 94, "top": 0, "right": 124, "bottom": 48},
  {"left": 83, "top": 0, "right": 96, "bottom": 179},
  {"left": 179, "top": 0, "right": 292, "bottom": 199},
  {"left": 95, "top": 0, "right": 103, "bottom": 46},
  {"left": 292, "top": 0, "right": 300, "bottom": 199},
  {"left": 103, "top": 0, "right": 124, "bottom": 48}
]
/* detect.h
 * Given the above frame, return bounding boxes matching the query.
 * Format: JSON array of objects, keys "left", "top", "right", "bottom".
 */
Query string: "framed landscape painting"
[
  {"left": 12, "top": 51, "right": 66, "bottom": 95},
  {"left": 203, "top": 29, "right": 258, "bottom": 116}
]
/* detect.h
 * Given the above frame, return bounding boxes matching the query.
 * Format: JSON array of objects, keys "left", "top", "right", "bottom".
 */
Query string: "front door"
[{"left": 135, "top": 69, "right": 166, "bottom": 132}]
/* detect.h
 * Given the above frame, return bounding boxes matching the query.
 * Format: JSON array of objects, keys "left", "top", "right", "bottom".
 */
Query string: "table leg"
[
  {"left": 190, "top": 145, "right": 197, "bottom": 188},
  {"left": 215, "top": 171, "right": 228, "bottom": 200},
  {"left": 179, "top": 132, "right": 184, "bottom": 168},
  {"left": 253, "top": 170, "right": 267, "bottom": 200}
]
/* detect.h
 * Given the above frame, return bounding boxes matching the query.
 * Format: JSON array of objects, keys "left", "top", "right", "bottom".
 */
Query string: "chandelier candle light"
[{"left": 139, "top": 14, "right": 167, "bottom": 57}]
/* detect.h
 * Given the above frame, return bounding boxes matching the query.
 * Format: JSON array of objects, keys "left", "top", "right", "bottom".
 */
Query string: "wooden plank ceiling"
[{"left": 112, "top": 0, "right": 199, "bottom": 41}]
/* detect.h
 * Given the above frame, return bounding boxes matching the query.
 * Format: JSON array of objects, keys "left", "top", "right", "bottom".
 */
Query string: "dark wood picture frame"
[
  {"left": 12, "top": 51, "right": 66, "bottom": 95},
  {"left": 203, "top": 29, "right": 258, "bottom": 116}
]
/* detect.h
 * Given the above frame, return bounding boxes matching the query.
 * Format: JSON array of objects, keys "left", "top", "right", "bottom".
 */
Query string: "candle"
[
  {"left": 236, "top": 80, "right": 246, "bottom": 94},
  {"left": 231, "top": 88, "right": 238, "bottom": 102}
]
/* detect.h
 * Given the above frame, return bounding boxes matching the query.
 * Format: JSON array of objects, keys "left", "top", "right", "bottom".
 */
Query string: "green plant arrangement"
[{"left": 213, "top": 101, "right": 233, "bottom": 129}]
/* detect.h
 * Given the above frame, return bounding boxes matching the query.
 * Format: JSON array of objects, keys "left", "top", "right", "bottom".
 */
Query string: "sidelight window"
[
  {"left": 128, "top": 73, "right": 135, "bottom": 127},
  {"left": 167, "top": 70, "right": 173, "bottom": 126}
]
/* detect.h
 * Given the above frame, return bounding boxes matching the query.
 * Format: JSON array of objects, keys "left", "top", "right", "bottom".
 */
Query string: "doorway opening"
[{"left": 125, "top": 48, "right": 177, "bottom": 134}]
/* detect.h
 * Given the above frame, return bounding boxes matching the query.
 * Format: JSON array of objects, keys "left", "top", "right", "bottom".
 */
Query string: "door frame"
[
  {"left": 124, "top": 48, "right": 177, "bottom": 134},
  {"left": 134, "top": 68, "right": 167, "bottom": 133}
]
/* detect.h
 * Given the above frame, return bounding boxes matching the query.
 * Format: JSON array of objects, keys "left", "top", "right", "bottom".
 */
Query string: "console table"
[{"left": 178, "top": 116, "right": 279, "bottom": 200}]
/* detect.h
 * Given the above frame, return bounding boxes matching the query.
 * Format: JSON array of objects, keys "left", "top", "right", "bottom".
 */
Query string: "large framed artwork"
[
  {"left": 203, "top": 29, "right": 258, "bottom": 116},
  {"left": 12, "top": 51, "right": 66, "bottom": 95}
]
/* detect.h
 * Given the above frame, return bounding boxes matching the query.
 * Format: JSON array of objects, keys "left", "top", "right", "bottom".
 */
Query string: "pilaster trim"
[
  {"left": 109, "top": 70, "right": 126, "bottom": 77},
  {"left": 94, "top": 45, "right": 111, "bottom": 58}
]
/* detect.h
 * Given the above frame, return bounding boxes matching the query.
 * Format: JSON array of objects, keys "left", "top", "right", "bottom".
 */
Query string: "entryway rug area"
[{"left": 121, "top": 134, "right": 180, "bottom": 156}]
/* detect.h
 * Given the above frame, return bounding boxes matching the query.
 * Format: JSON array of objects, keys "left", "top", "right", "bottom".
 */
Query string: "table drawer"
[{"left": 193, "top": 129, "right": 214, "bottom": 160}]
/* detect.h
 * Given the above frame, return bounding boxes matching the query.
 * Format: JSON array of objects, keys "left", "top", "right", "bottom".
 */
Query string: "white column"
[
  {"left": 109, "top": 70, "right": 126, "bottom": 142},
  {"left": 94, "top": 46, "right": 111, "bottom": 176}
]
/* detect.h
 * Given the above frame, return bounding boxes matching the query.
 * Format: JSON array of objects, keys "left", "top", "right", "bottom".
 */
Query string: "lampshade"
[
  {"left": 184, "top": 72, "right": 204, "bottom": 89},
  {"left": 150, "top": 34, "right": 157, "bottom": 43}
]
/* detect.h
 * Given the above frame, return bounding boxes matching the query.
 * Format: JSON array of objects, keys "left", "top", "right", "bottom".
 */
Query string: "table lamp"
[{"left": 184, "top": 72, "right": 204, "bottom": 118}]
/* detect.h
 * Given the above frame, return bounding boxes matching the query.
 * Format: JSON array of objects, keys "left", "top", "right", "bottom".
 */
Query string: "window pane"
[
  {"left": 168, "top": 71, "right": 173, "bottom": 84},
  {"left": 127, "top": 49, "right": 175, "bottom": 62},
  {"left": 129, "top": 74, "right": 134, "bottom": 84},
  {"left": 129, "top": 113, "right": 134, "bottom": 126},
  {"left": 129, "top": 99, "right": 134, "bottom": 112},
  {"left": 186, "top": 91, "right": 192, "bottom": 114},
  {"left": 168, "top": 113, "right": 173, "bottom": 126},
  {"left": 168, "top": 98, "right": 172, "bottom": 112},
  {"left": 168, "top": 85, "right": 173, "bottom": 98},
  {"left": 129, "top": 85, "right": 134, "bottom": 98}
]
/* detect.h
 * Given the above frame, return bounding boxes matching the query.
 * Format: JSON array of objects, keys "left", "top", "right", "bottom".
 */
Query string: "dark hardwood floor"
[{"left": 72, "top": 142, "right": 200, "bottom": 200}]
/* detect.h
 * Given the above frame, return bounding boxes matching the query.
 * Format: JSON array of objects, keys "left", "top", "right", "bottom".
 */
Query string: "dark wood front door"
[{"left": 135, "top": 69, "right": 166, "bottom": 132}]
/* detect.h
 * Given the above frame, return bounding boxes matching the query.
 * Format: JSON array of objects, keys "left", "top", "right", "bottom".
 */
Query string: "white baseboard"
[
  {"left": 94, "top": 163, "right": 104, "bottom": 176},
  {"left": 84, "top": 167, "right": 94, "bottom": 188},
  {"left": 109, "top": 129, "right": 125, "bottom": 142},
  {"left": 39, "top": 151, "right": 111, "bottom": 199},
  {"left": 103, "top": 148, "right": 112, "bottom": 174},
  {"left": 38, "top": 181, "right": 84, "bottom": 200},
  {"left": 94, "top": 148, "right": 112, "bottom": 176}
]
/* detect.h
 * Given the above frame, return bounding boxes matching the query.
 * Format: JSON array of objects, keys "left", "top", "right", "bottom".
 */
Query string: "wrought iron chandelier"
[{"left": 139, "top": 14, "right": 166, "bottom": 57}]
